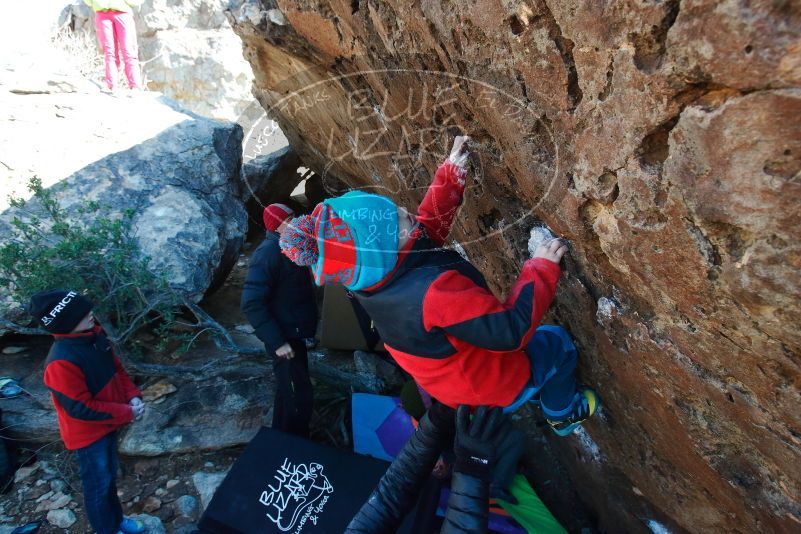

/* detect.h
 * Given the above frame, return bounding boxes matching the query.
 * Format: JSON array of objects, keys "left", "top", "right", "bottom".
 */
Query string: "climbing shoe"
[{"left": 547, "top": 387, "right": 599, "bottom": 437}]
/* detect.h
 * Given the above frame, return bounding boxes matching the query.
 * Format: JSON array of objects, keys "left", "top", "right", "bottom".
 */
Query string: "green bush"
[
  {"left": 0, "top": 177, "right": 184, "bottom": 348},
  {"left": 1, "top": 178, "right": 261, "bottom": 361}
]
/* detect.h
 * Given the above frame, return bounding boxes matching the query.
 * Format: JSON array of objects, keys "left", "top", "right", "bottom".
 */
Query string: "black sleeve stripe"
[
  {"left": 441, "top": 283, "right": 534, "bottom": 351},
  {"left": 52, "top": 391, "right": 113, "bottom": 421}
]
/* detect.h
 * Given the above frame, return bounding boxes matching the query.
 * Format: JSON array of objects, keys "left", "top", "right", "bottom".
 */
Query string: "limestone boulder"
[
  {"left": 58, "top": 0, "right": 254, "bottom": 119},
  {"left": 228, "top": 1, "right": 801, "bottom": 531},
  {"left": 0, "top": 92, "right": 245, "bottom": 306},
  {"left": 0, "top": 350, "right": 59, "bottom": 445},
  {"left": 242, "top": 146, "right": 304, "bottom": 206},
  {"left": 119, "top": 364, "right": 270, "bottom": 456},
  {"left": 240, "top": 146, "right": 305, "bottom": 231}
]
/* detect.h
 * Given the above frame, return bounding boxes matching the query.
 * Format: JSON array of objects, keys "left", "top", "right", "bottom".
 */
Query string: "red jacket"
[
  {"left": 43, "top": 326, "right": 140, "bottom": 449},
  {"left": 354, "top": 161, "right": 561, "bottom": 408}
]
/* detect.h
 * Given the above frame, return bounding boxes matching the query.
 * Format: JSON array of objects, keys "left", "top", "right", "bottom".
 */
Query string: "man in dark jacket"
[{"left": 241, "top": 203, "right": 318, "bottom": 437}]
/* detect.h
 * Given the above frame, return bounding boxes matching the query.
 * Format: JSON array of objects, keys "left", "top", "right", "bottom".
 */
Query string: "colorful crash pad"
[
  {"left": 352, "top": 393, "right": 416, "bottom": 462},
  {"left": 496, "top": 474, "right": 566, "bottom": 534},
  {"left": 436, "top": 489, "right": 527, "bottom": 534},
  {"left": 352, "top": 393, "right": 564, "bottom": 534}
]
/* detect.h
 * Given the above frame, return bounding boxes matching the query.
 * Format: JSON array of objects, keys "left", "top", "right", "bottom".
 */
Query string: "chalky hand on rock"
[
  {"left": 528, "top": 225, "right": 569, "bottom": 264},
  {"left": 448, "top": 135, "right": 472, "bottom": 184}
]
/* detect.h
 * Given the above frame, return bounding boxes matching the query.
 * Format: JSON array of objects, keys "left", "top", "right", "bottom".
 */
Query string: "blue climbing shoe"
[
  {"left": 547, "top": 387, "right": 599, "bottom": 437},
  {"left": 119, "top": 517, "right": 146, "bottom": 534}
]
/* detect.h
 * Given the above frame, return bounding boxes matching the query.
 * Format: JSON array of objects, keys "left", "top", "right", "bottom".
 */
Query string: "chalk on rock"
[
  {"left": 528, "top": 225, "right": 557, "bottom": 257},
  {"left": 647, "top": 519, "right": 673, "bottom": 534},
  {"left": 573, "top": 426, "right": 602, "bottom": 463},
  {"left": 266, "top": 8, "right": 287, "bottom": 25},
  {"left": 596, "top": 297, "right": 619, "bottom": 324},
  {"left": 449, "top": 241, "right": 469, "bottom": 261}
]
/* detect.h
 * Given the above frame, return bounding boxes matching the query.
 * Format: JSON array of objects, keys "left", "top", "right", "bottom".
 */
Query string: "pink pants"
[{"left": 94, "top": 10, "right": 141, "bottom": 90}]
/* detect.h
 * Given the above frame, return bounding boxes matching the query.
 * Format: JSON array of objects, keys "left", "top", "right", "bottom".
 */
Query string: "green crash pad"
[{"left": 497, "top": 474, "right": 566, "bottom": 534}]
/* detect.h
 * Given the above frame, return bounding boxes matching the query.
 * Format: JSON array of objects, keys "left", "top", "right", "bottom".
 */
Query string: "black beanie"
[{"left": 28, "top": 290, "right": 93, "bottom": 334}]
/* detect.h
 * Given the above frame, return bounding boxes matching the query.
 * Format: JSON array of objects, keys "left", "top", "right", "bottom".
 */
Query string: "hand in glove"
[
  {"left": 346, "top": 401, "right": 455, "bottom": 534},
  {"left": 453, "top": 405, "right": 509, "bottom": 482}
]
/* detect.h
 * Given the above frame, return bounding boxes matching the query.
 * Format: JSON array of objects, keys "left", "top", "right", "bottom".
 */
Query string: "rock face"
[
  {"left": 241, "top": 145, "right": 304, "bottom": 230},
  {"left": 59, "top": 0, "right": 254, "bottom": 119},
  {"left": 0, "top": 347, "right": 60, "bottom": 444},
  {"left": 242, "top": 146, "right": 303, "bottom": 205},
  {"left": 119, "top": 365, "right": 271, "bottom": 456},
  {"left": 228, "top": 1, "right": 801, "bottom": 532}
]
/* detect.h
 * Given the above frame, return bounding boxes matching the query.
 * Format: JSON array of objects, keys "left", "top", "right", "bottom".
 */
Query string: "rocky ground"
[{"left": 0, "top": 444, "right": 240, "bottom": 534}]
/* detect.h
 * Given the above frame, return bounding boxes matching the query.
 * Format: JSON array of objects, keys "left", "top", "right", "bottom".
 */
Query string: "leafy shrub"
[
  {"left": 0, "top": 177, "right": 183, "bottom": 348},
  {"left": 0, "top": 178, "right": 256, "bottom": 360}
]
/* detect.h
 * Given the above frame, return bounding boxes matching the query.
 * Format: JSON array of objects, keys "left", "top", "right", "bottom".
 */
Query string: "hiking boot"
[{"left": 547, "top": 387, "right": 599, "bottom": 437}]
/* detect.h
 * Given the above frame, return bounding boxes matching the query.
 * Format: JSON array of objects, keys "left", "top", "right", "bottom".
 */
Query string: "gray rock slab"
[
  {"left": 119, "top": 367, "right": 271, "bottom": 456},
  {"left": 0, "top": 91, "right": 246, "bottom": 312},
  {"left": 192, "top": 471, "right": 229, "bottom": 513},
  {"left": 174, "top": 494, "right": 199, "bottom": 518},
  {"left": 46, "top": 509, "right": 76, "bottom": 529}
]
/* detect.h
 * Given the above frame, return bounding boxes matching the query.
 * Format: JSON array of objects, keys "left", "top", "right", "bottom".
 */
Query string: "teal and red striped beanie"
[{"left": 280, "top": 191, "right": 399, "bottom": 291}]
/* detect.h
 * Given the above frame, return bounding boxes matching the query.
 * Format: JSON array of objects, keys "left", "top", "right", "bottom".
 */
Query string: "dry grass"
[
  {"left": 50, "top": 23, "right": 106, "bottom": 86},
  {"left": 51, "top": 21, "right": 147, "bottom": 87},
  {"left": 50, "top": 21, "right": 151, "bottom": 90}
]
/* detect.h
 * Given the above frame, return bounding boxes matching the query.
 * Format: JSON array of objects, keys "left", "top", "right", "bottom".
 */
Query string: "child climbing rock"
[{"left": 281, "top": 135, "right": 598, "bottom": 436}]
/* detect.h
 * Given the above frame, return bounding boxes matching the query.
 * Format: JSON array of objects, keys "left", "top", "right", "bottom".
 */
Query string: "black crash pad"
[{"left": 199, "top": 427, "right": 405, "bottom": 534}]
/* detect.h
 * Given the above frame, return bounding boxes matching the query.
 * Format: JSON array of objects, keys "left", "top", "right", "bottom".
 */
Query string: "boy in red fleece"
[
  {"left": 29, "top": 290, "right": 146, "bottom": 534},
  {"left": 281, "top": 136, "right": 598, "bottom": 437}
]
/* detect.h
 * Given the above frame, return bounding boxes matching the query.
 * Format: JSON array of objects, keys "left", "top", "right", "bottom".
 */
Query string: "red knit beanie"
[{"left": 263, "top": 203, "right": 294, "bottom": 232}]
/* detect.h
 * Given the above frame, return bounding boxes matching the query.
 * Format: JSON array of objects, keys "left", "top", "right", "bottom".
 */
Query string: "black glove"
[
  {"left": 489, "top": 426, "right": 524, "bottom": 504},
  {"left": 453, "top": 405, "right": 508, "bottom": 482},
  {"left": 427, "top": 401, "right": 457, "bottom": 435}
]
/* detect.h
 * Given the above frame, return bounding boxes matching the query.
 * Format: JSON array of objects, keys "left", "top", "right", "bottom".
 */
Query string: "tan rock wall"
[{"left": 228, "top": 1, "right": 801, "bottom": 531}]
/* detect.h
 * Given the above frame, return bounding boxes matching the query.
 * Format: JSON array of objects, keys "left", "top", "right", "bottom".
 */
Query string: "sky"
[{"left": 0, "top": 0, "right": 74, "bottom": 54}]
